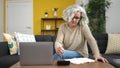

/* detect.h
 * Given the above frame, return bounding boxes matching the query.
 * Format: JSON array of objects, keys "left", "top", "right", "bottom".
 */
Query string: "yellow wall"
[
  {"left": 33, "top": 0, "right": 75, "bottom": 35},
  {"left": 3, "top": 0, "right": 6, "bottom": 33}
]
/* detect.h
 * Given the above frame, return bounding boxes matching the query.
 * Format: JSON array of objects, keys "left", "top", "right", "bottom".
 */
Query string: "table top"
[{"left": 10, "top": 61, "right": 115, "bottom": 68}]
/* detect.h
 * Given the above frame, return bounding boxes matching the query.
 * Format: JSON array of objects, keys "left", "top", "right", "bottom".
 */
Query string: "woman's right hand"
[{"left": 56, "top": 46, "right": 64, "bottom": 55}]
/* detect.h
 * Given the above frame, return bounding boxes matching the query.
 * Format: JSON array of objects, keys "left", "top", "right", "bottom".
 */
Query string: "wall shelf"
[{"left": 41, "top": 18, "right": 64, "bottom": 35}]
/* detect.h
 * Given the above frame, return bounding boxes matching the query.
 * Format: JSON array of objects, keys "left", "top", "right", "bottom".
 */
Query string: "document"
[{"left": 64, "top": 58, "right": 95, "bottom": 64}]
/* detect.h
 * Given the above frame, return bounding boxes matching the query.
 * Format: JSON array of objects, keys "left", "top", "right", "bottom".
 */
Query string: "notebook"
[{"left": 19, "top": 42, "right": 53, "bottom": 66}]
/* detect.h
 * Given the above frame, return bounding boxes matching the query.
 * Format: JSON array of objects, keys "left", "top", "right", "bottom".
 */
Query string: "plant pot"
[{"left": 54, "top": 11, "right": 57, "bottom": 18}]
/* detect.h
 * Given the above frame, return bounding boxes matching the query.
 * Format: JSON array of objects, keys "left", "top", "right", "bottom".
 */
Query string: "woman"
[{"left": 54, "top": 5, "right": 108, "bottom": 63}]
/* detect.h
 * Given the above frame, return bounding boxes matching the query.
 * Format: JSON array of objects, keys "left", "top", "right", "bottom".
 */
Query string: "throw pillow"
[
  {"left": 14, "top": 32, "right": 36, "bottom": 42},
  {"left": 3, "top": 33, "right": 18, "bottom": 55},
  {"left": 105, "top": 34, "right": 120, "bottom": 54},
  {"left": 14, "top": 32, "right": 36, "bottom": 55}
]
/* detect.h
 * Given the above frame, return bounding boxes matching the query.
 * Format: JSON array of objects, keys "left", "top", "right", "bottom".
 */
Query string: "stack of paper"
[{"left": 64, "top": 58, "right": 95, "bottom": 64}]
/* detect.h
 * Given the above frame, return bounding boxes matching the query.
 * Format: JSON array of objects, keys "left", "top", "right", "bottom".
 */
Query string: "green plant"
[
  {"left": 45, "top": 12, "right": 48, "bottom": 14},
  {"left": 53, "top": 8, "right": 58, "bottom": 11},
  {"left": 86, "top": 0, "right": 111, "bottom": 33}
]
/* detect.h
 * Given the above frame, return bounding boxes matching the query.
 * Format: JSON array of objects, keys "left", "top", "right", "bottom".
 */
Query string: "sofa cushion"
[
  {"left": 0, "top": 55, "right": 19, "bottom": 68},
  {"left": 52, "top": 36, "right": 57, "bottom": 42},
  {"left": 105, "top": 34, "right": 120, "bottom": 54},
  {"left": 93, "top": 33, "right": 108, "bottom": 53},
  {"left": 88, "top": 33, "right": 108, "bottom": 54},
  {"left": 52, "top": 36, "right": 57, "bottom": 54},
  {"left": 102, "top": 54, "right": 120, "bottom": 67},
  {"left": 15, "top": 32, "right": 36, "bottom": 42},
  {"left": 112, "top": 59, "right": 120, "bottom": 68},
  {"left": 35, "top": 35, "right": 53, "bottom": 41},
  {"left": 3, "top": 33, "right": 18, "bottom": 55},
  {"left": 0, "top": 42, "right": 10, "bottom": 57},
  {"left": 93, "top": 33, "right": 108, "bottom": 40}
]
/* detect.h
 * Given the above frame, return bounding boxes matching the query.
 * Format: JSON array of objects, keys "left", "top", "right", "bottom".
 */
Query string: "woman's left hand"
[{"left": 95, "top": 56, "right": 108, "bottom": 63}]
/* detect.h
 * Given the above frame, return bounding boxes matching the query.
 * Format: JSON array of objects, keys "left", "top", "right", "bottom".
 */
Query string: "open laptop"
[{"left": 19, "top": 42, "right": 54, "bottom": 66}]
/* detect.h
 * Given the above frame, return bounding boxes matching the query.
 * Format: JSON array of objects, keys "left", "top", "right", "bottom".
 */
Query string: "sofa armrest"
[{"left": 0, "top": 42, "right": 10, "bottom": 57}]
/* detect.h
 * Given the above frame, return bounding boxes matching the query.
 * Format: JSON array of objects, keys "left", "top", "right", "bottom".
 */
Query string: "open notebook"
[{"left": 64, "top": 58, "right": 95, "bottom": 64}]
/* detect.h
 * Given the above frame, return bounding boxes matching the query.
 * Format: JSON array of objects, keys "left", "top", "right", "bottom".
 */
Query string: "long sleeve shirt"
[{"left": 55, "top": 23, "right": 100, "bottom": 58}]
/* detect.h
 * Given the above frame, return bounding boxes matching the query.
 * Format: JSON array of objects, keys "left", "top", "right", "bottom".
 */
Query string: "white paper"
[{"left": 64, "top": 58, "right": 95, "bottom": 64}]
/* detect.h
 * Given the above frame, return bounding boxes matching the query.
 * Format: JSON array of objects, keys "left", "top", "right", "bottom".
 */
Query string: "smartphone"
[{"left": 57, "top": 60, "right": 70, "bottom": 66}]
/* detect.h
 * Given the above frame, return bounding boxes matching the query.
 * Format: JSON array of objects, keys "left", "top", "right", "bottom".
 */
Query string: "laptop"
[{"left": 19, "top": 42, "right": 54, "bottom": 66}]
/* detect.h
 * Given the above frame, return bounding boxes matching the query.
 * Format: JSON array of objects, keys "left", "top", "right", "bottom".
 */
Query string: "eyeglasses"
[{"left": 73, "top": 16, "right": 80, "bottom": 19}]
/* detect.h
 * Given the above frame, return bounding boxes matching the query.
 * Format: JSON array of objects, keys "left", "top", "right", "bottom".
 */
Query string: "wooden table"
[{"left": 10, "top": 61, "right": 115, "bottom": 68}]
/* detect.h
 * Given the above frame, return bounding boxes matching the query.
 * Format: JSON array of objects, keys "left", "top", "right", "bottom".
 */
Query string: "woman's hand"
[
  {"left": 56, "top": 46, "right": 64, "bottom": 55},
  {"left": 95, "top": 56, "right": 108, "bottom": 63}
]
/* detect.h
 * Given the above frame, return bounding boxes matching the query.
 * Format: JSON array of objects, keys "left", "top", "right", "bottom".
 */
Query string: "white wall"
[
  {"left": 6, "top": 0, "right": 33, "bottom": 34},
  {"left": 76, "top": 0, "right": 89, "bottom": 6},
  {"left": 106, "top": 0, "right": 120, "bottom": 33},
  {"left": 0, "top": 0, "right": 3, "bottom": 41}
]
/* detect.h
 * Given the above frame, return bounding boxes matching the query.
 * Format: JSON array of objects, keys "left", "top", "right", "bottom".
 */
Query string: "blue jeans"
[{"left": 54, "top": 50, "right": 83, "bottom": 60}]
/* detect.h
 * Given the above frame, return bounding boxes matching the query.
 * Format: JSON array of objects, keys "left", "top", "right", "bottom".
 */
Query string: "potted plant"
[
  {"left": 53, "top": 8, "right": 58, "bottom": 18},
  {"left": 85, "top": 0, "right": 111, "bottom": 33},
  {"left": 44, "top": 12, "right": 48, "bottom": 18},
  {"left": 53, "top": 8, "right": 58, "bottom": 11}
]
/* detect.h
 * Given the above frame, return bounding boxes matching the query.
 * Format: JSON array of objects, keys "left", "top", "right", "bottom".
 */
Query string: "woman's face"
[{"left": 69, "top": 11, "right": 81, "bottom": 27}]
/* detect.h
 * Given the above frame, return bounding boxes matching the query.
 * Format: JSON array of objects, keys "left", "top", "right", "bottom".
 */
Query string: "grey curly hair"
[{"left": 62, "top": 4, "right": 89, "bottom": 26}]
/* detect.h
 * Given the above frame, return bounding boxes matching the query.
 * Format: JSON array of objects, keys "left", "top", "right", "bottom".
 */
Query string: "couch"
[
  {"left": 0, "top": 33, "right": 120, "bottom": 68},
  {"left": 88, "top": 33, "right": 120, "bottom": 68}
]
